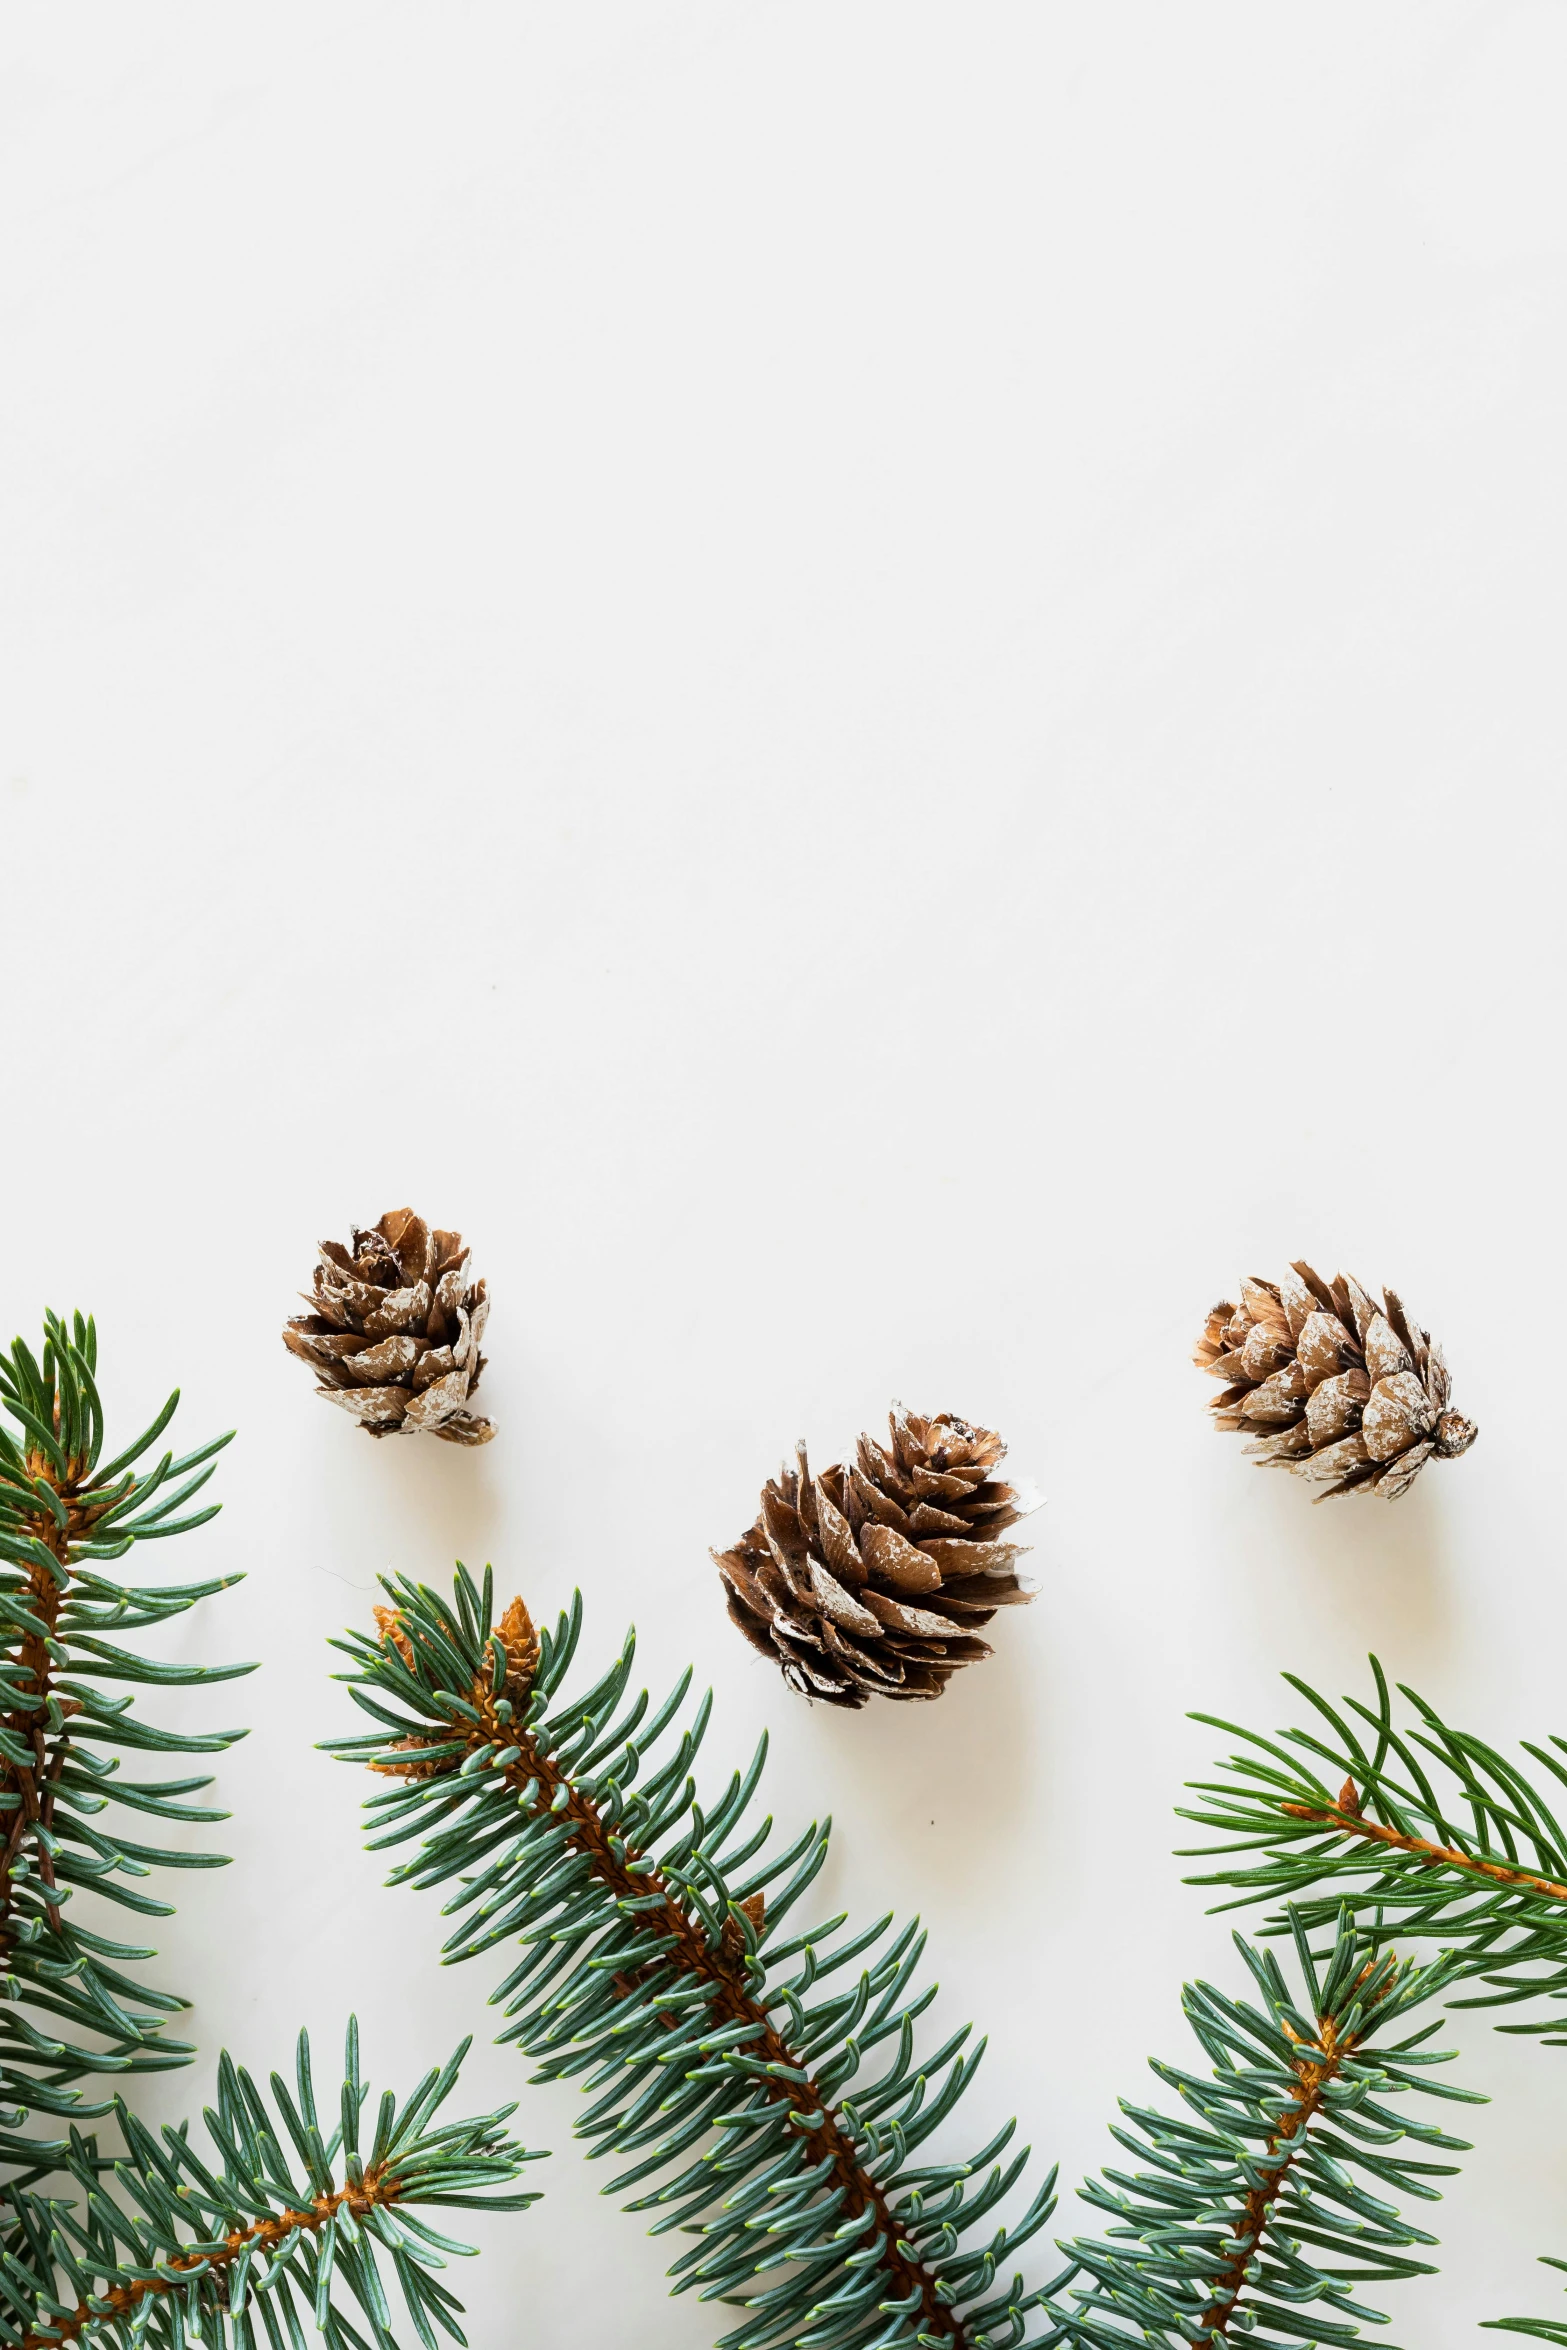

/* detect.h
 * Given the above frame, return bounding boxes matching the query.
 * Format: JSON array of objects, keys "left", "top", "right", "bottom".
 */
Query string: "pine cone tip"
[
  {"left": 284, "top": 1208, "right": 494, "bottom": 1444},
  {"left": 1433, "top": 1409, "right": 1478, "bottom": 1460}
]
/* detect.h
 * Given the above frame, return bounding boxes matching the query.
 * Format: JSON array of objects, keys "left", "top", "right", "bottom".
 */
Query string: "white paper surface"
[{"left": 3, "top": 6, "right": 1565, "bottom": 2340}]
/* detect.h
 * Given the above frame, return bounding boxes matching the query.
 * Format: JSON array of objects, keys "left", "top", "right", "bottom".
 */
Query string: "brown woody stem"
[
  {"left": 1280, "top": 1801, "right": 1567, "bottom": 1904},
  {"left": 1198, "top": 2015, "right": 1353, "bottom": 2337},
  {"left": 385, "top": 1648, "right": 967, "bottom": 2346},
  {"left": 17, "top": 2167, "right": 398, "bottom": 2350},
  {"left": 1, "top": 1447, "right": 81, "bottom": 1950},
  {"left": 0, "top": 1430, "right": 126, "bottom": 1952}
]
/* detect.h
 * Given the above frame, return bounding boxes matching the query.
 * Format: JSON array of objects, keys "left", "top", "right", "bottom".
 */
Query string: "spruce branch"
[
  {"left": 1052, "top": 1911, "right": 1481, "bottom": 2347},
  {"left": 326, "top": 1570, "right": 1059, "bottom": 2350},
  {"left": 1177, "top": 1660, "right": 1567, "bottom": 2040},
  {"left": 1176, "top": 1664, "right": 1567, "bottom": 2340},
  {"left": 0, "top": 1313, "right": 247, "bottom": 2166},
  {"left": 6, "top": 2018, "right": 541, "bottom": 2350}
]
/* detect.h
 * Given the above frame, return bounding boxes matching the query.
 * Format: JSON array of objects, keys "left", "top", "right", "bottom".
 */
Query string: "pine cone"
[
  {"left": 714, "top": 1406, "right": 1035, "bottom": 1708},
  {"left": 283, "top": 1208, "right": 493, "bottom": 1444},
  {"left": 1195, "top": 1262, "right": 1476, "bottom": 1499}
]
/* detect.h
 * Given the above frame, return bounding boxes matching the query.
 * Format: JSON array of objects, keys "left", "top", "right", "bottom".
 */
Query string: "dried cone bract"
[
  {"left": 283, "top": 1208, "right": 493, "bottom": 1444},
  {"left": 493, "top": 1593, "right": 541, "bottom": 1696},
  {"left": 715, "top": 1407, "right": 1034, "bottom": 1707},
  {"left": 1195, "top": 1262, "right": 1476, "bottom": 1499}
]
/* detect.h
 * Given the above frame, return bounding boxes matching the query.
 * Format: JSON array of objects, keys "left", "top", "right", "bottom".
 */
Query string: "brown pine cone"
[
  {"left": 714, "top": 1406, "right": 1035, "bottom": 1708},
  {"left": 283, "top": 1208, "right": 493, "bottom": 1444},
  {"left": 1195, "top": 1262, "right": 1476, "bottom": 1499}
]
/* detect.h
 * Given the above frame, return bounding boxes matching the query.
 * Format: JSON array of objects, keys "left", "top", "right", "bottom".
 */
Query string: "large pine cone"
[
  {"left": 1195, "top": 1262, "right": 1475, "bottom": 1499},
  {"left": 283, "top": 1208, "right": 493, "bottom": 1444},
  {"left": 714, "top": 1407, "right": 1035, "bottom": 1707}
]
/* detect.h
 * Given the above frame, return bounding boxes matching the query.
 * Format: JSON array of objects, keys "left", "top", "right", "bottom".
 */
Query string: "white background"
[{"left": 4, "top": 5, "right": 1566, "bottom": 2340}]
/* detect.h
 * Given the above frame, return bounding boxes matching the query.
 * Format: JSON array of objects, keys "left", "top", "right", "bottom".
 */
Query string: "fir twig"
[
  {"left": 0, "top": 1313, "right": 246, "bottom": 2173},
  {"left": 15, "top": 2018, "right": 542, "bottom": 2350},
  {"left": 326, "top": 1570, "right": 1059, "bottom": 2350},
  {"left": 1052, "top": 1911, "right": 1481, "bottom": 2347},
  {"left": 1174, "top": 1661, "right": 1567, "bottom": 2338},
  {"left": 1177, "top": 1659, "right": 1567, "bottom": 2040}
]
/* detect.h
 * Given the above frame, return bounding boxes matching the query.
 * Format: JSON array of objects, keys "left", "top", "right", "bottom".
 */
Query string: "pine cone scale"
[
  {"left": 858, "top": 1587, "right": 948, "bottom": 1635},
  {"left": 1305, "top": 1369, "right": 1368, "bottom": 1446},
  {"left": 362, "top": 1284, "right": 431, "bottom": 1339},
  {"left": 811, "top": 1484, "right": 864, "bottom": 1579},
  {"left": 860, "top": 1523, "right": 943, "bottom": 1590},
  {"left": 332, "top": 1277, "right": 392, "bottom": 1324},
  {"left": 321, "top": 1381, "right": 411, "bottom": 1425},
  {"left": 319, "top": 1332, "right": 377, "bottom": 1363},
  {"left": 1363, "top": 1371, "right": 1435, "bottom": 1460},
  {"left": 921, "top": 1536, "right": 1025, "bottom": 1576},
  {"left": 904, "top": 1501, "right": 969, "bottom": 1535},
  {"left": 344, "top": 1336, "right": 421, "bottom": 1382},
  {"left": 1297, "top": 1313, "right": 1352, "bottom": 1384},
  {"left": 808, "top": 1560, "right": 881, "bottom": 1634}
]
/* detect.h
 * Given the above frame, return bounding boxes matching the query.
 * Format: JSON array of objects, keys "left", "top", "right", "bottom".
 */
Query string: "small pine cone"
[
  {"left": 715, "top": 1406, "right": 1036, "bottom": 1708},
  {"left": 283, "top": 1208, "right": 493, "bottom": 1444},
  {"left": 1195, "top": 1262, "right": 1476, "bottom": 1499}
]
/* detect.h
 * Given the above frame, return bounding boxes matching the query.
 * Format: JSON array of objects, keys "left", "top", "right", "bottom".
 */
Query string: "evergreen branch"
[
  {"left": 1, "top": 2019, "right": 542, "bottom": 2350},
  {"left": 0, "top": 1312, "right": 243, "bottom": 2155},
  {"left": 1052, "top": 1911, "right": 1481, "bottom": 2347},
  {"left": 326, "top": 1570, "right": 1059, "bottom": 2350},
  {"left": 1176, "top": 1660, "right": 1567, "bottom": 2038},
  {"left": 1275, "top": 1803, "right": 1567, "bottom": 1902}
]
